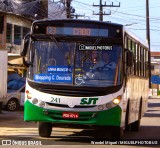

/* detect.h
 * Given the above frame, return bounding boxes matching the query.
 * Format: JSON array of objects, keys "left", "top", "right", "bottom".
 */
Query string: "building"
[
  {"left": 0, "top": 0, "right": 66, "bottom": 76},
  {"left": 150, "top": 52, "right": 160, "bottom": 96},
  {"left": 0, "top": 0, "right": 48, "bottom": 75}
]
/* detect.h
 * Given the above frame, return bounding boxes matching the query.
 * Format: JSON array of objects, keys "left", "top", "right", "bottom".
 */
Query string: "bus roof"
[
  {"left": 32, "top": 19, "right": 148, "bottom": 48},
  {"left": 123, "top": 26, "right": 149, "bottom": 48},
  {"left": 32, "top": 19, "right": 123, "bottom": 27}
]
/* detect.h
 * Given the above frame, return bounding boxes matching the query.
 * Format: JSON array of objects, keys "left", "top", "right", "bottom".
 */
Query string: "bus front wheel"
[
  {"left": 38, "top": 122, "right": 52, "bottom": 137},
  {"left": 110, "top": 126, "right": 124, "bottom": 140}
]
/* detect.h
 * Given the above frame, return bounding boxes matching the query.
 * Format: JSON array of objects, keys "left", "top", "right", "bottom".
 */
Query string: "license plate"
[{"left": 62, "top": 112, "right": 79, "bottom": 119}]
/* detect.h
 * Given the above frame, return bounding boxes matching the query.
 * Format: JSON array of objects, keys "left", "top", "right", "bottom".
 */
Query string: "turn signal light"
[{"left": 26, "top": 90, "right": 29, "bottom": 94}]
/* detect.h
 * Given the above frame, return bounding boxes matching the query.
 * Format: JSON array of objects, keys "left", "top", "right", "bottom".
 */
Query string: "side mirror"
[
  {"left": 21, "top": 33, "right": 32, "bottom": 67},
  {"left": 21, "top": 33, "right": 30, "bottom": 57},
  {"left": 126, "top": 50, "right": 134, "bottom": 67},
  {"left": 22, "top": 57, "right": 33, "bottom": 67}
]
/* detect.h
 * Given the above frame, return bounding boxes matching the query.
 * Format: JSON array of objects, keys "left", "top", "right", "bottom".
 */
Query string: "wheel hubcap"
[{"left": 8, "top": 101, "right": 16, "bottom": 110}]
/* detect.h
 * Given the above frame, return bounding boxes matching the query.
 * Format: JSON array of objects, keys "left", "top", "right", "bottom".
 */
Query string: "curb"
[{"left": 149, "top": 96, "right": 160, "bottom": 99}]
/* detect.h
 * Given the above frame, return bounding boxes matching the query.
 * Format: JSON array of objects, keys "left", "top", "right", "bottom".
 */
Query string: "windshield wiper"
[
  {"left": 93, "top": 38, "right": 101, "bottom": 45},
  {"left": 50, "top": 36, "right": 64, "bottom": 52}
]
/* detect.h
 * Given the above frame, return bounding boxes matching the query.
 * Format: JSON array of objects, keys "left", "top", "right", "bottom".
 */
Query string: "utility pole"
[
  {"left": 146, "top": 0, "right": 151, "bottom": 88},
  {"left": 71, "top": 14, "right": 85, "bottom": 19},
  {"left": 93, "top": 0, "right": 120, "bottom": 21},
  {"left": 146, "top": 0, "right": 150, "bottom": 49},
  {"left": 65, "top": 0, "right": 71, "bottom": 18}
]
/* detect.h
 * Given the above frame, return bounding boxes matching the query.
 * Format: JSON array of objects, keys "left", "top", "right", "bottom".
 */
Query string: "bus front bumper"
[{"left": 24, "top": 100, "right": 122, "bottom": 127}]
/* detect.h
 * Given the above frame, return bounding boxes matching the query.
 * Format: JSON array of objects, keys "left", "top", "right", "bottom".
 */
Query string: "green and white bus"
[{"left": 22, "top": 19, "right": 149, "bottom": 139}]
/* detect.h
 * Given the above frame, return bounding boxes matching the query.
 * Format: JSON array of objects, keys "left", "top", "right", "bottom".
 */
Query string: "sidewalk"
[{"left": 149, "top": 95, "right": 160, "bottom": 99}]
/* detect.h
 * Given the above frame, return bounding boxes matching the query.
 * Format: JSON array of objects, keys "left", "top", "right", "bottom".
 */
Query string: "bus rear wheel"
[
  {"left": 38, "top": 122, "right": 52, "bottom": 137},
  {"left": 130, "top": 99, "right": 142, "bottom": 132},
  {"left": 130, "top": 120, "right": 141, "bottom": 131}
]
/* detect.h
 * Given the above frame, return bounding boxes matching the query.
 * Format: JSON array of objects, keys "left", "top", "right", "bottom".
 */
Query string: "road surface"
[{"left": 0, "top": 98, "right": 160, "bottom": 147}]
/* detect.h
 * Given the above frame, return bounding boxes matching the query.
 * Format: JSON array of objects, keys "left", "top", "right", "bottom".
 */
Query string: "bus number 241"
[{"left": 51, "top": 97, "right": 60, "bottom": 103}]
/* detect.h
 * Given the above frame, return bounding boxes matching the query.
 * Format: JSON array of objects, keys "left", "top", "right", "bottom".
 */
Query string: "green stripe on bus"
[{"left": 24, "top": 100, "right": 122, "bottom": 126}]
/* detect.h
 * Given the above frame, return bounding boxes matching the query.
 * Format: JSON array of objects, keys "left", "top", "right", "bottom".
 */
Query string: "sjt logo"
[{"left": 80, "top": 98, "right": 98, "bottom": 105}]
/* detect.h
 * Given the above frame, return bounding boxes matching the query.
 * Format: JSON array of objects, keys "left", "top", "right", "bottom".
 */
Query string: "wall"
[
  {"left": 7, "top": 14, "right": 31, "bottom": 28},
  {"left": 151, "top": 55, "right": 160, "bottom": 96},
  {"left": 6, "top": 14, "right": 32, "bottom": 54},
  {"left": 0, "top": 14, "right": 6, "bottom": 50},
  {"left": 0, "top": 14, "right": 7, "bottom": 108}
]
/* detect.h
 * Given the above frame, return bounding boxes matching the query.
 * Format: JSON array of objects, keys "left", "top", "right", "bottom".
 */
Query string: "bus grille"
[
  {"left": 37, "top": 88, "right": 104, "bottom": 97},
  {"left": 46, "top": 102, "right": 96, "bottom": 108}
]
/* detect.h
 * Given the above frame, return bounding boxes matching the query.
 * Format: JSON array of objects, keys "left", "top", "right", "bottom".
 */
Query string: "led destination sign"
[{"left": 46, "top": 26, "right": 108, "bottom": 37}]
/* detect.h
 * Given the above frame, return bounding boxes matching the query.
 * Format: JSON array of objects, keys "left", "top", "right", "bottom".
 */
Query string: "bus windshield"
[{"left": 28, "top": 39, "right": 122, "bottom": 87}]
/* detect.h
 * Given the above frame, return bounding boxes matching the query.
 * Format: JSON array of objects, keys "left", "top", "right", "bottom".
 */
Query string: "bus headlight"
[
  {"left": 27, "top": 93, "right": 32, "bottom": 99},
  {"left": 98, "top": 105, "right": 104, "bottom": 111},
  {"left": 32, "top": 98, "right": 38, "bottom": 104},
  {"left": 106, "top": 102, "right": 113, "bottom": 109},
  {"left": 39, "top": 101, "right": 45, "bottom": 108},
  {"left": 113, "top": 96, "right": 121, "bottom": 105},
  {"left": 105, "top": 96, "right": 121, "bottom": 109}
]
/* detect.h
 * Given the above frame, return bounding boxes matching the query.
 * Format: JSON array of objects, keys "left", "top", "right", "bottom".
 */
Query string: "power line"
[
  {"left": 73, "top": 0, "right": 160, "bottom": 21},
  {"left": 109, "top": 15, "right": 160, "bottom": 31},
  {"left": 127, "top": 28, "right": 160, "bottom": 32},
  {"left": 71, "top": 14, "right": 85, "bottom": 19},
  {"left": 74, "top": 0, "right": 93, "bottom": 7},
  {"left": 73, "top": 1, "right": 99, "bottom": 12}
]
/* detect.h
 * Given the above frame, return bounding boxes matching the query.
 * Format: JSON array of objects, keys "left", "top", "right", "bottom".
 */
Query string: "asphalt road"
[{"left": 0, "top": 98, "right": 160, "bottom": 147}]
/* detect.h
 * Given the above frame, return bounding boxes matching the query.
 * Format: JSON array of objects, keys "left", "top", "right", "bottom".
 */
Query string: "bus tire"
[
  {"left": 38, "top": 122, "right": 52, "bottom": 137},
  {"left": 93, "top": 126, "right": 111, "bottom": 139},
  {"left": 0, "top": 101, "right": 2, "bottom": 113},
  {"left": 130, "top": 99, "right": 142, "bottom": 132},
  {"left": 110, "top": 126, "right": 124, "bottom": 140},
  {"left": 125, "top": 99, "right": 130, "bottom": 131},
  {"left": 130, "top": 120, "right": 141, "bottom": 132}
]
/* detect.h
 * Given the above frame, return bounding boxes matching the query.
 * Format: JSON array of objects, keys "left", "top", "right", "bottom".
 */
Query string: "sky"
[{"left": 68, "top": 0, "right": 160, "bottom": 51}]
